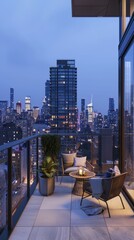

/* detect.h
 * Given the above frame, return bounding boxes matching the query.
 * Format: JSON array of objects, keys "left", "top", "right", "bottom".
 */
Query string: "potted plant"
[
  {"left": 41, "top": 135, "right": 61, "bottom": 162},
  {"left": 39, "top": 135, "right": 61, "bottom": 196},
  {"left": 39, "top": 156, "right": 58, "bottom": 196}
]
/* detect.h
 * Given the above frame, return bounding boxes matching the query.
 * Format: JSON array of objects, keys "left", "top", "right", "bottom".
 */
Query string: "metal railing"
[
  {"left": 0, "top": 131, "right": 120, "bottom": 239},
  {"left": 0, "top": 133, "right": 41, "bottom": 239}
]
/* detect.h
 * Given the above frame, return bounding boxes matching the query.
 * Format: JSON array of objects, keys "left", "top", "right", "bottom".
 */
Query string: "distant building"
[
  {"left": 81, "top": 99, "right": 85, "bottom": 112},
  {"left": 50, "top": 60, "right": 77, "bottom": 150},
  {"left": 0, "top": 101, "right": 8, "bottom": 123},
  {"left": 109, "top": 97, "right": 114, "bottom": 111},
  {"left": 94, "top": 112, "right": 103, "bottom": 132},
  {"left": 16, "top": 101, "right": 22, "bottom": 114},
  {"left": 87, "top": 99, "right": 94, "bottom": 130},
  {"left": 32, "top": 106, "right": 40, "bottom": 121},
  {"left": 0, "top": 122, "right": 22, "bottom": 145},
  {"left": 16, "top": 111, "right": 34, "bottom": 137},
  {"left": 103, "top": 115, "right": 109, "bottom": 128},
  {"left": 80, "top": 98, "right": 87, "bottom": 131},
  {"left": 45, "top": 80, "right": 50, "bottom": 101},
  {"left": 41, "top": 80, "right": 51, "bottom": 124},
  {"left": 99, "top": 128, "right": 113, "bottom": 167},
  {"left": 10, "top": 88, "right": 14, "bottom": 111},
  {"left": 25, "top": 97, "right": 31, "bottom": 111},
  {"left": 108, "top": 98, "right": 116, "bottom": 131}
]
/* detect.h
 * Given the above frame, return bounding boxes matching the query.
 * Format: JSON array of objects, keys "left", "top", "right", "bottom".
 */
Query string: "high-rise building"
[
  {"left": 41, "top": 80, "right": 51, "bottom": 124},
  {"left": 94, "top": 112, "right": 103, "bottom": 132},
  {"left": 108, "top": 98, "right": 116, "bottom": 130},
  {"left": 16, "top": 101, "right": 22, "bottom": 114},
  {"left": 109, "top": 98, "right": 114, "bottom": 111},
  {"left": 32, "top": 106, "right": 40, "bottom": 121},
  {"left": 25, "top": 97, "right": 31, "bottom": 111},
  {"left": 0, "top": 101, "right": 8, "bottom": 123},
  {"left": 10, "top": 88, "right": 14, "bottom": 111},
  {"left": 50, "top": 60, "right": 77, "bottom": 150},
  {"left": 87, "top": 99, "right": 94, "bottom": 130},
  {"left": 99, "top": 128, "right": 113, "bottom": 167},
  {"left": 0, "top": 122, "right": 22, "bottom": 145},
  {"left": 45, "top": 80, "right": 50, "bottom": 100},
  {"left": 80, "top": 98, "right": 87, "bottom": 131},
  {"left": 81, "top": 99, "right": 85, "bottom": 112}
]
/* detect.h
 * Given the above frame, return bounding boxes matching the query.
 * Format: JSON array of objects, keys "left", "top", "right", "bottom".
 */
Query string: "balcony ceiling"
[{"left": 72, "top": 0, "right": 129, "bottom": 17}]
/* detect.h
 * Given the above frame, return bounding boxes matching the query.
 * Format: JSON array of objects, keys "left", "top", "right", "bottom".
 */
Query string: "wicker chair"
[
  {"left": 60, "top": 153, "right": 95, "bottom": 183},
  {"left": 80, "top": 172, "right": 128, "bottom": 217}
]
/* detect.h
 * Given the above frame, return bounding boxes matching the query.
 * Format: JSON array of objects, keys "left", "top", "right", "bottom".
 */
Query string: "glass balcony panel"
[
  {"left": 30, "top": 139, "right": 37, "bottom": 185},
  {"left": 0, "top": 150, "right": 8, "bottom": 234},
  {"left": 124, "top": 40, "right": 134, "bottom": 200},
  {"left": 12, "top": 144, "right": 27, "bottom": 214}
]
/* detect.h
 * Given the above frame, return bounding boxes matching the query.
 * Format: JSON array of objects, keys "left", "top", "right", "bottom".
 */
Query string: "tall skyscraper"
[
  {"left": 109, "top": 98, "right": 114, "bottom": 111},
  {"left": 81, "top": 99, "right": 85, "bottom": 112},
  {"left": 33, "top": 106, "right": 40, "bottom": 121},
  {"left": 87, "top": 99, "right": 94, "bottom": 130},
  {"left": 80, "top": 98, "right": 87, "bottom": 131},
  {"left": 50, "top": 60, "right": 77, "bottom": 150},
  {"left": 25, "top": 97, "right": 31, "bottom": 111},
  {"left": 0, "top": 101, "right": 8, "bottom": 123},
  {"left": 16, "top": 101, "right": 22, "bottom": 114},
  {"left": 99, "top": 128, "right": 113, "bottom": 167},
  {"left": 10, "top": 88, "right": 14, "bottom": 111},
  {"left": 108, "top": 98, "right": 116, "bottom": 130},
  {"left": 45, "top": 80, "right": 50, "bottom": 100}
]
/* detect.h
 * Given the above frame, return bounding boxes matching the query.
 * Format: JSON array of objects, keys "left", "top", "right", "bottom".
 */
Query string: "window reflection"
[{"left": 124, "top": 40, "right": 134, "bottom": 200}]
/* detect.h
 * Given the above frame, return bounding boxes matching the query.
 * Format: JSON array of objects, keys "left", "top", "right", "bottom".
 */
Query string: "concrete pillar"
[
  {"left": 119, "top": 0, "right": 126, "bottom": 40},
  {"left": 130, "top": 0, "right": 134, "bottom": 16}
]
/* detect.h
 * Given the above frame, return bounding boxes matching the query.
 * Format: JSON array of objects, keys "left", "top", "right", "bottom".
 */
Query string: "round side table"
[{"left": 69, "top": 171, "right": 95, "bottom": 196}]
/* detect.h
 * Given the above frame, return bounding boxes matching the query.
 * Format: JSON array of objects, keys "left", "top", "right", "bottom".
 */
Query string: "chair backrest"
[
  {"left": 101, "top": 172, "right": 128, "bottom": 201},
  {"left": 61, "top": 153, "right": 76, "bottom": 170}
]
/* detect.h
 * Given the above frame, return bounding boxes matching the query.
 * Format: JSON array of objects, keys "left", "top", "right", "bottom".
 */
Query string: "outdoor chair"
[
  {"left": 60, "top": 153, "right": 95, "bottom": 183},
  {"left": 80, "top": 172, "right": 128, "bottom": 217}
]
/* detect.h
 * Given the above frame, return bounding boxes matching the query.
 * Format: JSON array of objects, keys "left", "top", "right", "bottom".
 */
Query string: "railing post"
[
  {"left": 8, "top": 147, "right": 12, "bottom": 233},
  {"left": 27, "top": 140, "right": 30, "bottom": 199},
  {"left": 36, "top": 137, "right": 39, "bottom": 182}
]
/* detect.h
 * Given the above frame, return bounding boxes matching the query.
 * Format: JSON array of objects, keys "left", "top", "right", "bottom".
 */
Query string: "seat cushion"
[
  {"left": 62, "top": 152, "right": 76, "bottom": 169},
  {"left": 74, "top": 156, "right": 86, "bottom": 167},
  {"left": 65, "top": 166, "right": 89, "bottom": 174},
  {"left": 114, "top": 165, "right": 121, "bottom": 175}
]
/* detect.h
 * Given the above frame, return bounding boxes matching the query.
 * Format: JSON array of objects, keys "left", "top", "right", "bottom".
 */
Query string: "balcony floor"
[{"left": 9, "top": 176, "right": 134, "bottom": 240}]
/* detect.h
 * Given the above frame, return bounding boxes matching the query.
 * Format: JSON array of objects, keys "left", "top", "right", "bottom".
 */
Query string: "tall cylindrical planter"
[{"left": 39, "top": 175, "right": 55, "bottom": 196}]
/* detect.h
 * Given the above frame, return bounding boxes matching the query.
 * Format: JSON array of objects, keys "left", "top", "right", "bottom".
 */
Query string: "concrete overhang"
[{"left": 72, "top": 0, "right": 130, "bottom": 17}]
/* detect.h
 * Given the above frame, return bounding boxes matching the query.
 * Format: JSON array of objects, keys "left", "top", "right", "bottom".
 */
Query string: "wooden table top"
[{"left": 69, "top": 171, "right": 95, "bottom": 179}]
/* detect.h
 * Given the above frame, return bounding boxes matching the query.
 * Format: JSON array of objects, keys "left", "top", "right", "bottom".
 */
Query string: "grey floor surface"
[{"left": 9, "top": 176, "right": 134, "bottom": 240}]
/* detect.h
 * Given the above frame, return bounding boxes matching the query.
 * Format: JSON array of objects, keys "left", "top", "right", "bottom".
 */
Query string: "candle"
[{"left": 79, "top": 168, "right": 83, "bottom": 175}]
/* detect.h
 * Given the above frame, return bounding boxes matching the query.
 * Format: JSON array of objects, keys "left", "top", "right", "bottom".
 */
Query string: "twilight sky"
[{"left": 0, "top": 0, "right": 119, "bottom": 115}]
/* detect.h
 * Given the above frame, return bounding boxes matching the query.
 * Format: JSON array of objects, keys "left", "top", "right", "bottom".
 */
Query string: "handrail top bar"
[
  {"left": 0, "top": 132, "right": 78, "bottom": 151},
  {"left": 0, "top": 133, "right": 41, "bottom": 151}
]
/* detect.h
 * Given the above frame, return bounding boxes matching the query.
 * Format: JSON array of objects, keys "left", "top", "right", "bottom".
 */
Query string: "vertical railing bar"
[
  {"left": 36, "top": 137, "right": 39, "bottom": 183},
  {"left": 8, "top": 147, "right": 12, "bottom": 234},
  {"left": 27, "top": 140, "right": 30, "bottom": 199}
]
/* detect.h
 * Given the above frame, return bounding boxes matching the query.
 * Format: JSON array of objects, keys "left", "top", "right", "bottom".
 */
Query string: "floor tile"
[
  {"left": 29, "top": 227, "right": 70, "bottom": 240},
  {"left": 28, "top": 195, "right": 44, "bottom": 205},
  {"left": 71, "top": 194, "right": 99, "bottom": 209},
  {"left": 70, "top": 227, "right": 110, "bottom": 240},
  {"left": 34, "top": 209, "right": 71, "bottom": 226},
  {"left": 108, "top": 227, "right": 134, "bottom": 240},
  {"left": 17, "top": 205, "right": 40, "bottom": 227},
  {"left": 71, "top": 209, "right": 106, "bottom": 227},
  {"left": 9, "top": 227, "right": 32, "bottom": 240},
  {"left": 104, "top": 211, "right": 134, "bottom": 226},
  {"left": 40, "top": 193, "right": 71, "bottom": 209}
]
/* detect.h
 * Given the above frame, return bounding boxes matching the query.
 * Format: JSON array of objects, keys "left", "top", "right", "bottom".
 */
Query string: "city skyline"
[
  {"left": 2, "top": 86, "right": 118, "bottom": 116},
  {"left": 0, "top": 1, "right": 119, "bottom": 114}
]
